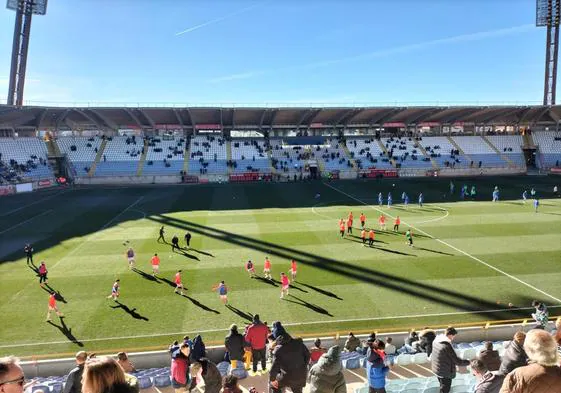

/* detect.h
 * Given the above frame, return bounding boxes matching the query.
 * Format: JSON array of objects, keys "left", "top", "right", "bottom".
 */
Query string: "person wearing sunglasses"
[{"left": 0, "top": 356, "right": 31, "bottom": 393}]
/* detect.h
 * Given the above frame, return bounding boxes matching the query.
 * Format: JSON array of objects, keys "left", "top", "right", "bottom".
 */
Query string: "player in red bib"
[
  {"left": 339, "top": 221, "right": 345, "bottom": 237},
  {"left": 368, "top": 229, "right": 375, "bottom": 246},
  {"left": 361, "top": 229, "right": 367, "bottom": 245},
  {"left": 151, "top": 253, "right": 160, "bottom": 276},
  {"left": 393, "top": 216, "right": 401, "bottom": 232},
  {"left": 379, "top": 214, "right": 386, "bottom": 231},
  {"left": 46, "top": 292, "right": 64, "bottom": 321},
  {"left": 290, "top": 259, "right": 297, "bottom": 281},
  {"left": 107, "top": 279, "right": 120, "bottom": 301},
  {"left": 346, "top": 217, "right": 353, "bottom": 234},
  {"left": 359, "top": 213, "right": 366, "bottom": 228},
  {"left": 174, "top": 270, "right": 185, "bottom": 295},
  {"left": 280, "top": 272, "right": 290, "bottom": 299},
  {"left": 263, "top": 257, "right": 272, "bottom": 280},
  {"left": 246, "top": 260, "right": 255, "bottom": 277}
]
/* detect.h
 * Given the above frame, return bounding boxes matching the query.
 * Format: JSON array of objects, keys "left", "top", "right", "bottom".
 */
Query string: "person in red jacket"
[{"left": 244, "top": 314, "right": 269, "bottom": 375}]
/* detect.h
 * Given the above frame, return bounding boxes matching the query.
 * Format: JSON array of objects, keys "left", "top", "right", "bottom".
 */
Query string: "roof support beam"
[
  {"left": 258, "top": 109, "right": 267, "bottom": 130},
  {"left": 516, "top": 108, "right": 534, "bottom": 124},
  {"left": 76, "top": 109, "right": 106, "bottom": 130},
  {"left": 531, "top": 107, "right": 551, "bottom": 125},
  {"left": 343, "top": 108, "right": 365, "bottom": 127},
  {"left": 479, "top": 108, "right": 522, "bottom": 125},
  {"left": 185, "top": 108, "right": 195, "bottom": 129},
  {"left": 442, "top": 107, "right": 487, "bottom": 124},
  {"left": 333, "top": 108, "right": 358, "bottom": 126},
  {"left": 172, "top": 109, "right": 185, "bottom": 129},
  {"left": 36, "top": 108, "right": 48, "bottom": 128},
  {"left": 89, "top": 109, "right": 119, "bottom": 131},
  {"left": 269, "top": 109, "right": 278, "bottom": 128},
  {"left": 547, "top": 108, "right": 561, "bottom": 123},
  {"left": 405, "top": 108, "right": 443, "bottom": 125},
  {"left": 124, "top": 108, "right": 145, "bottom": 129},
  {"left": 55, "top": 109, "right": 71, "bottom": 131},
  {"left": 138, "top": 109, "right": 155, "bottom": 129},
  {"left": 220, "top": 108, "right": 224, "bottom": 129},
  {"left": 369, "top": 108, "right": 405, "bottom": 125},
  {"left": 296, "top": 109, "right": 313, "bottom": 129}
]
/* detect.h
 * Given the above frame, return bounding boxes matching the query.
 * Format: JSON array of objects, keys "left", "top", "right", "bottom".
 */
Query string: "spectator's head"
[
  {"left": 183, "top": 336, "right": 190, "bottom": 342},
  {"left": 513, "top": 331, "right": 526, "bottom": 344},
  {"left": 445, "top": 327, "right": 458, "bottom": 341},
  {"left": 222, "top": 375, "right": 239, "bottom": 391},
  {"left": 470, "top": 359, "right": 488, "bottom": 379},
  {"left": 532, "top": 300, "right": 540, "bottom": 308},
  {"left": 0, "top": 356, "right": 24, "bottom": 393},
  {"left": 349, "top": 332, "right": 355, "bottom": 337},
  {"left": 82, "top": 356, "right": 126, "bottom": 393},
  {"left": 229, "top": 324, "right": 238, "bottom": 334},
  {"left": 179, "top": 343, "right": 190, "bottom": 357},
  {"left": 523, "top": 329, "right": 560, "bottom": 366},
  {"left": 374, "top": 339, "right": 385, "bottom": 350},
  {"left": 484, "top": 341, "right": 493, "bottom": 351},
  {"left": 191, "top": 358, "right": 212, "bottom": 379},
  {"left": 386, "top": 337, "right": 393, "bottom": 344},
  {"left": 314, "top": 338, "right": 321, "bottom": 348},
  {"left": 75, "top": 351, "right": 87, "bottom": 365},
  {"left": 116, "top": 352, "right": 128, "bottom": 362},
  {"left": 253, "top": 314, "right": 260, "bottom": 323}
]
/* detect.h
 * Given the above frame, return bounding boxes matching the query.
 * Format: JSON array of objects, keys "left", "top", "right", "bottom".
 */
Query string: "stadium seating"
[
  {"left": 143, "top": 137, "right": 185, "bottom": 175},
  {"left": 486, "top": 135, "right": 525, "bottom": 167},
  {"left": 93, "top": 136, "right": 142, "bottom": 176},
  {"left": 269, "top": 139, "right": 308, "bottom": 173},
  {"left": 230, "top": 138, "right": 270, "bottom": 173},
  {"left": 451, "top": 136, "right": 508, "bottom": 168},
  {"left": 345, "top": 138, "right": 394, "bottom": 169},
  {"left": 56, "top": 136, "right": 102, "bottom": 175},
  {"left": 314, "top": 138, "right": 353, "bottom": 171},
  {"left": 0, "top": 137, "right": 54, "bottom": 181},
  {"left": 532, "top": 131, "right": 561, "bottom": 169},
  {"left": 421, "top": 137, "right": 469, "bottom": 169},
  {"left": 188, "top": 135, "right": 228, "bottom": 175},
  {"left": 382, "top": 137, "right": 433, "bottom": 169}
]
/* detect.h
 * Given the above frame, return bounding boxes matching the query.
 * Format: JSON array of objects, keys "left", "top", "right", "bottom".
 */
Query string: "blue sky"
[{"left": 0, "top": 0, "right": 550, "bottom": 105}]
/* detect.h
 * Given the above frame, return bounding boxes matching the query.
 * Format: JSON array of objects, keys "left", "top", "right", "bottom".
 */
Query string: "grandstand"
[
  {"left": 94, "top": 136, "right": 142, "bottom": 177},
  {"left": 486, "top": 134, "right": 526, "bottom": 167},
  {"left": 451, "top": 136, "right": 508, "bottom": 168},
  {"left": 143, "top": 137, "right": 186, "bottom": 175},
  {"left": 533, "top": 130, "right": 561, "bottom": 169},
  {"left": 230, "top": 138, "right": 270, "bottom": 173},
  {"left": 346, "top": 137, "right": 394, "bottom": 170},
  {"left": 188, "top": 135, "right": 227, "bottom": 175},
  {"left": 382, "top": 136, "right": 433, "bottom": 169},
  {"left": 56, "top": 136, "right": 102, "bottom": 175},
  {"left": 0, "top": 137, "right": 53, "bottom": 182}
]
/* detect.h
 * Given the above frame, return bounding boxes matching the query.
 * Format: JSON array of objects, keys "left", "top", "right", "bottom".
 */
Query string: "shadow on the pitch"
[
  {"left": 42, "top": 285, "right": 68, "bottom": 303},
  {"left": 158, "top": 276, "right": 178, "bottom": 288},
  {"left": 415, "top": 247, "right": 455, "bottom": 256},
  {"left": 298, "top": 281, "right": 343, "bottom": 300},
  {"left": 544, "top": 212, "right": 561, "bottom": 216},
  {"left": 173, "top": 248, "right": 200, "bottom": 261},
  {"left": 181, "top": 294, "right": 220, "bottom": 314},
  {"left": 344, "top": 238, "right": 416, "bottom": 256},
  {"left": 253, "top": 276, "right": 278, "bottom": 287},
  {"left": 226, "top": 304, "right": 253, "bottom": 322},
  {"left": 131, "top": 268, "right": 161, "bottom": 283},
  {"left": 47, "top": 319, "right": 83, "bottom": 347},
  {"left": 348, "top": 234, "right": 388, "bottom": 244},
  {"left": 110, "top": 301, "right": 149, "bottom": 321},
  {"left": 392, "top": 206, "right": 421, "bottom": 214},
  {"left": 271, "top": 278, "right": 308, "bottom": 293},
  {"left": 283, "top": 295, "right": 333, "bottom": 317},
  {"left": 27, "top": 261, "right": 39, "bottom": 274},
  {"left": 189, "top": 248, "right": 215, "bottom": 257}
]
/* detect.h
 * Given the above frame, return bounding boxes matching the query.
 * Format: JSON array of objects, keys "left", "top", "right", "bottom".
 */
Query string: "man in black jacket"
[
  {"left": 269, "top": 334, "right": 310, "bottom": 393},
  {"left": 63, "top": 351, "right": 87, "bottom": 393},
  {"left": 430, "top": 327, "right": 470, "bottom": 393}
]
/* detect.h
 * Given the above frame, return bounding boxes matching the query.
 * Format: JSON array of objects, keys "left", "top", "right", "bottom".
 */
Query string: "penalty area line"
[{"left": 322, "top": 182, "right": 561, "bottom": 304}]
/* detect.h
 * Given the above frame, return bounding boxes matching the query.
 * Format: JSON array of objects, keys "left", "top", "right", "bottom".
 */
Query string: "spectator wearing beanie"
[
  {"left": 269, "top": 332, "right": 310, "bottom": 393},
  {"left": 471, "top": 359, "right": 504, "bottom": 393},
  {"left": 344, "top": 332, "right": 360, "bottom": 352},
  {"left": 225, "top": 324, "right": 244, "bottom": 370},
  {"left": 431, "top": 327, "right": 470, "bottom": 393},
  {"left": 478, "top": 342, "right": 501, "bottom": 372},
  {"left": 244, "top": 314, "right": 269, "bottom": 374},
  {"left": 499, "top": 331, "right": 528, "bottom": 375},
  {"left": 500, "top": 329, "right": 561, "bottom": 393},
  {"left": 190, "top": 335, "right": 206, "bottom": 363},
  {"left": 308, "top": 346, "right": 346, "bottom": 393},
  {"left": 366, "top": 339, "right": 389, "bottom": 393}
]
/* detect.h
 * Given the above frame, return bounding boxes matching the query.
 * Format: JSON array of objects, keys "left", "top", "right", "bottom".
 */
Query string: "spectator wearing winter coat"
[
  {"left": 383, "top": 337, "right": 396, "bottom": 356},
  {"left": 430, "top": 327, "right": 470, "bottom": 393},
  {"left": 244, "top": 314, "right": 270, "bottom": 374},
  {"left": 343, "top": 332, "right": 360, "bottom": 352},
  {"left": 309, "top": 338, "right": 327, "bottom": 365},
  {"left": 269, "top": 334, "right": 310, "bottom": 393},
  {"left": 471, "top": 359, "right": 505, "bottom": 393},
  {"left": 308, "top": 346, "right": 346, "bottom": 393},
  {"left": 500, "top": 329, "right": 561, "bottom": 393},
  {"left": 499, "top": 331, "right": 528, "bottom": 375},
  {"left": 170, "top": 344, "right": 190, "bottom": 393},
  {"left": 190, "top": 335, "right": 206, "bottom": 363},
  {"left": 366, "top": 340, "right": 389, "bottom": 393},
  {"left": 416, "top": 328, "right": 436, "bottom": 356},
  {"left": 63, "top": 351, "right": 88, "bottom": 393},
  {"left": 225, "top": 324, "right": 245, "bottom": 369},
  {"left": 478, "top": 342, "right": 501, "bottom": 372},
  {"left": 190, "top": 358, "right": 222, "bottom": 393}
]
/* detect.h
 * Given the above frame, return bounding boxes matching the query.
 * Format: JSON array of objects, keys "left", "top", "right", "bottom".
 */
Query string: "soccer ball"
[{"left": 392, "top": 184, "right": 395, "bottom": 187}]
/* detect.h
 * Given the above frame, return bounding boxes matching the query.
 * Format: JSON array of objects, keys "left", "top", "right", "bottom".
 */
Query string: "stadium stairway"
[
  {"left": 414, "top": 142, "right": 438, "bottom": 169},
  {"left": 182, "top": 142, "right": 190, "bottom": 174},
  {"left": 136, "top": 139, "right": 149, "bottom": 176},
  {"left": 376, "top": 139, "right": 397, "bottom": 168},
  {"left": 45, "top": 138, "right": 62, "bottom": 157},
  {"left": 522, "top": 132, "right": 536, "bottom": 148},
  {"left": 482, "top": 135, "right": 514, "bottom": 167},
  {"left": 446, "top": 136, "right": 472, "bottom": 162},
  {"left": 342, "top": 142, "right": 358, "bottom": 169},
  {"left": 88, "top": 139, "right": 107, "bottom": 177},
  {"left": 226, "top": 139, "right": 233, "bottom": 175}
]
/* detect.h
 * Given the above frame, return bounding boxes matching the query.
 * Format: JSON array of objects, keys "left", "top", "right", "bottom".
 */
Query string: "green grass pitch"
[{"left": 0, "top": 176, "right": 560, "bottom": 358}]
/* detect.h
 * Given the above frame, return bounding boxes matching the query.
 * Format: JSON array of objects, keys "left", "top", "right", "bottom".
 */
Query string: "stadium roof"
[{"left": 1, "top": 104, "right": 560, "bottom": 131}]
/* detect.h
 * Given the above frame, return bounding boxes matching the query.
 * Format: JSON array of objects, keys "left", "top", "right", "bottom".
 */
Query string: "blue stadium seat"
[
  {"left": 153, "top": 375, "right": 171, "bottom": 387},
  {"left": 137, "top": 376, "right": 153, "bottom": 389}
]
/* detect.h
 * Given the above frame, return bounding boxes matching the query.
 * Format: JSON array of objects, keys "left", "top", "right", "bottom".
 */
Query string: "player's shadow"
[
  {"left": 110, "top": 301, "right": 149, "bottom": 321},
  {"left": 343, "top": 238, "right": 416, "bottom": 256},
  {"left": 348, "top": 235, "right": 388, "bottom": 244},
  {"left": 298, "top": 282, "right": 343, "bottom": 300},
  {"left": 131, "top": 268, "right": 161, "bottom": 284},
  {"left": 415, "top": 247, "right": 455, "bottom": 256},
  {"left": 226, "top": 305, "right": 253, "bottom": 322},
  {"left": 47, "top": 319, "right": 83, "bottom": 347},
  {"left": 172, "top": 248, "right": 200, "bottom": 261},
  {"left": 253, "top": 276, "right": 278, "bottom": 287},
  {"left": 189, "top": 248, "right": 215, "bottom": 257},
  {"left": 27, "top": 261, "right": 39, "bottom": 274},
  {"left": 41, "top": 285, "right": 68, "bottom": 303},
  {"left": 544, "top": 212, "right": 561, "bottom": 216},
  {"left": 283, "top": 295, "right": 333, "bottom": 317},
  {"left": 271, "top": 278, "right": 308, "bottom": 293},
  {"left": 181, "top": 295, "right": 220, "bottom": 314},
  {"left": 158, "top": 277, "right": 178, "bottom": 288}
]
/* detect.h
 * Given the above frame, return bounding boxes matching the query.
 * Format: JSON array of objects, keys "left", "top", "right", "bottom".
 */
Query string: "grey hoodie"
[
  {"left": 474, "top": 371, "right": 505, "bottom": 393},
  {"left": 308, "top": 346, "right": 346, "bottom": 393}
]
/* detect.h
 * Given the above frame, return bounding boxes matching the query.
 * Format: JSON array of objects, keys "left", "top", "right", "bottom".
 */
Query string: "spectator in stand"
[
  {"left": 531, "top": 300, "right": 549, "bottom": 329},
  {"left": 63, "top": 351, "right": 88, "bottom": 393},
  {"left": 225, "top": 324, "right": 245, "bottom": 369},
  {"left": 116, "top": 352, "right": 135, "bottom": 374},
  {"left": 309, "top": 338, "right": 327, "bottom": 365},
  {"left": 271, "top": 321, "right": 286, "bottom": 340},
  {"left": 399, "top": 331, "right": 419, "bottom": 354},
  {"left": 82, "top": 356, "right": 138, "bottom": 393},
  {"left": 499, "top": 331, "right": 528, "bottom": 376},
  {"left": 0, "top": 356, "right": 34, "bottom": 393},
  {"left": 190, "top": 358, "right": 222, "bottom": 393},
  {"left": 170, "top": 343, "right": 190, "bottom": 393},
  {"left": 222, "top": 375, "right": 242, "bottom": 393},
  {"left": 500, "top": 329, "right": 561, "bottom": 392},
  {"left": 344, "top": 332, "right": 361, "bottom": 352},
  {"left": 190, "top": 335, "right": 206, "bottom": 363},
  {"left": 269, "top": 332, "right": 310, "bottom": 393},
  {"left": 415, "top": 328, "right": 436, "bottom": 356},
  {"left": 478, "top": 342, "right": 501, "bottom": 372},
  {"left": 308, "top": 346, "right": 346, "bottom": 393},
  {"left": 384, "top": 337, "right": 396, "bottom": 356},
  {"left": 554, "top": 318, "right": 561, "bottom": 348},
  {"left": 244, "top": 314, "right": 269, "bottom": 375},
  {"left": 431, "top": 327, "right": 470, "bottom": 393},
  {"left": 366, "top": 339, "right": 389, "bottom": 393},
  {"left": 471, "top": 359, "right": 505, "bottom": 393}
]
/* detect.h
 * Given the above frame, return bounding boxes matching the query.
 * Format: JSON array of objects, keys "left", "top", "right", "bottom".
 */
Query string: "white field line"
[
  {"left": 413, "top": 206, "right": 449, "bottom": 224},
  {"left": 1, "top": 305, "right": 558, "bottom": 349},
  {"left": 0, "top": 190, "right": 68, "bottom": 217},
  {"left": 0, "top": 209, "right": 53, "bottom": 235},
  {"left": 322, "top": 182, "right": 561, "bottom": 304}
]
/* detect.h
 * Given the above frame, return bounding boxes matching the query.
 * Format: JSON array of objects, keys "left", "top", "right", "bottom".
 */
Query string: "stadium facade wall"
[{"left": 18, "top": 320, "right": 556, "bottom": 378}]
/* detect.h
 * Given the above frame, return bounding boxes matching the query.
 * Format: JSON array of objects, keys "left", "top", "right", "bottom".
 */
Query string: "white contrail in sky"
[
  {"left": 175, "top": 1, "right": 267, "bottom": 36},
  {"left": 209, "top": 24, "right": 535, "bottom": 82}
]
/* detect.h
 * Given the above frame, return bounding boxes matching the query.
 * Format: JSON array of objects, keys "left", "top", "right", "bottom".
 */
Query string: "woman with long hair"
[{"left": 82, "top": 357, "right": 137, "bottom": 393}]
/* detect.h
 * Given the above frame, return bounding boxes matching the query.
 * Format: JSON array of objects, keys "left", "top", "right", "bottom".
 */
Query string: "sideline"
[
  {"left": 0, "top": 209, "right": 53, "bottom": 235},
  {"left": 1, "top": 305, "right": 558, "bottom": 349},
  {"left": 322, "top": 182, "right": 561, "bottom": 304},
  {"left": 0, "top": 190, "right": 69, "bottom": 217}
]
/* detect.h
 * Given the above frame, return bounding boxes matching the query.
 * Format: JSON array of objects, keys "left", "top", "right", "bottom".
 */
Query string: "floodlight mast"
[
  {"left": 537, "top": 0, "right": 561, "bottom": 106},
  {"left": 6, "top": 0, "right": 48, "bottom": 107}
]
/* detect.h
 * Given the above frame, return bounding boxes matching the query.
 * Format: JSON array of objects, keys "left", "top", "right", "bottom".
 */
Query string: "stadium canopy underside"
[{"left": 1, "top": 104, "right": 561, "bottom": 131}]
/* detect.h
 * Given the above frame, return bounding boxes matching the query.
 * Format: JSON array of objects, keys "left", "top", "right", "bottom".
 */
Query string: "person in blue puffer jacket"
[{"left": 366, "top": 339, "right": 390, "bottom": 393}]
